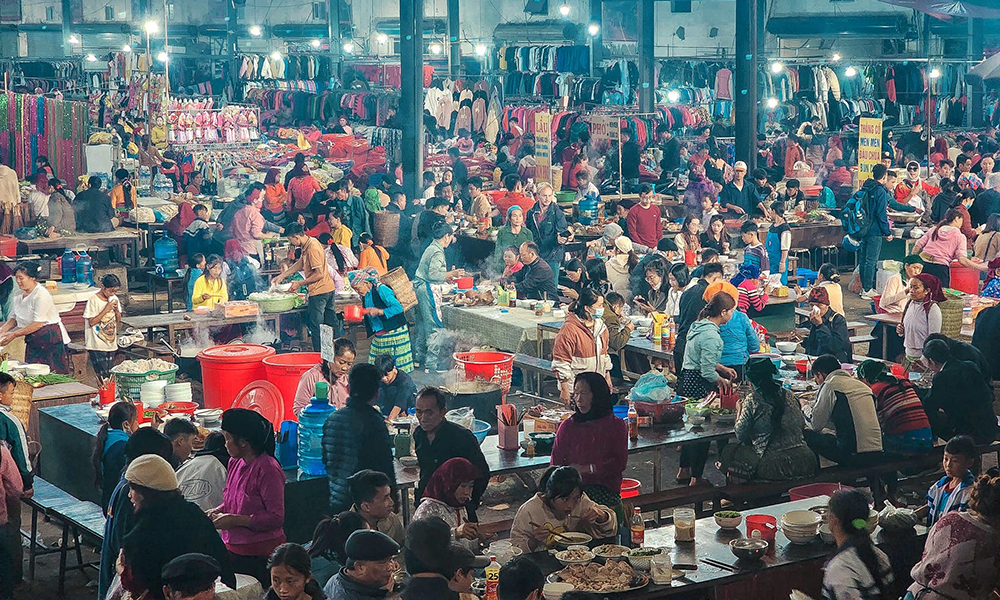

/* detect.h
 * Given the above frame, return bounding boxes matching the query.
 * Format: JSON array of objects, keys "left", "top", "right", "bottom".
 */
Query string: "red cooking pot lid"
[{"left": 197, "top": 344, "right": 276, "bottom": 363}]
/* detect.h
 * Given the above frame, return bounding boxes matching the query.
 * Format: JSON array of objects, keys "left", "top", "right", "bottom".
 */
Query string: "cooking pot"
[{"left": 444, "top": 380, "right": 503, "bottom": 431}]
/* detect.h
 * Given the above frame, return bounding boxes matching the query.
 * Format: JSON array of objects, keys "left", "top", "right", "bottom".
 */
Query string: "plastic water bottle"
[
  {"left": 61, "top": 248, "right": 76, "bottom": 284},
  {"left": 75, "top": 250, "right": 94, "bottom": 286},
  {"left": 153, "top": 231, "right": 179, "bottom": 272},
  {"left": 297, "top": 381, "right": 336, "bottom": 477}
]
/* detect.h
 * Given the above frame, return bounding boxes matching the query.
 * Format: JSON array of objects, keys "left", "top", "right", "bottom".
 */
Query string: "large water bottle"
[
  {"left": 151, "top": 173, "right": 173, "bottom": 198},
  {"left": 297, "top": 381, "right": 336, "bottom": 477},
  {"left": 153, "top": 231, "right": 179, "bottom": 272},
  {"left": 61, "top": 248, "right": 76, "bottom": 284},
  {"left": 75, "top": 250, "right": 94, "bottom": 286}
]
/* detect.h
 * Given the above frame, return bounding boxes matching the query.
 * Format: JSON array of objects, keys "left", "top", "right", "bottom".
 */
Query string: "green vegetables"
[
  {"left": 628, "top": 548, "right": 661, "bottom": 556},
  {"left": 715, "top": 511, "right": 741, "bottom": 519},
  {"left": 713, "top": 409, "right": 735, "bottom": 415},
  {"left": 25, "top": 374, "right": 76, "bottom": 386}
]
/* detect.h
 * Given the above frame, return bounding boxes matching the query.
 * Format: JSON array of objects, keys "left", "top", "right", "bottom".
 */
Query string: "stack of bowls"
[
  {"left": 164, "top": 382, "right": 193, "bottom": 404},
  {"left": 780, "top": 510, "right": 822, "bottom": 544},
  {"left": 140, "top": 380, "right": 169, "bottom": 408}
]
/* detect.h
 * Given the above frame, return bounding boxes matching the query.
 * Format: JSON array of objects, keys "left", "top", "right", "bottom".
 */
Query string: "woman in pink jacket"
[{"left": 552, "top": 289, "right": 612, "bottom": 405}]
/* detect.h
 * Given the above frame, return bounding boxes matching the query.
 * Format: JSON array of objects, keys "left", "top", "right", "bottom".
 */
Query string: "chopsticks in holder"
[{"left": 499, "top": 404, "right": 521, "bottom": 427}]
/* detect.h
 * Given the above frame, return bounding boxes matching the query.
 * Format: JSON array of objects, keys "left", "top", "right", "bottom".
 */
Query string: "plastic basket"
[
  {"left": 453, "top": 351, "right": 515, "bottom": 395},
  {"left": 113, "top": 364, "right": 180, "bottom": 402},
  {"left": 621, "top": 478, "right": 642, "bottom": 499}
]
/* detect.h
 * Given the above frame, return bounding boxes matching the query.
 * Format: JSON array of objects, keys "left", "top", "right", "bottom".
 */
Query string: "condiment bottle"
[
  {"left": 627, "top": 402, "right": 639, "bottom": 441},
  {"left": 484, "top": 556, "right": 500, "bottom": 600},
  {"left": 630, "top": 507, "right": 645, "bottom": 547}
]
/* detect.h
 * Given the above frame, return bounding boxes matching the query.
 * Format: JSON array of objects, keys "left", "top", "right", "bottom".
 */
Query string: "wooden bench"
[
  {"left": 513, "top": 353, "right": 554, "bottom": 395},
  {"left": 850, "top": 334, "right": 877, "bottom": 350},
  {"left": 24, "top": 477, "right": 106, "bottom": 594}
]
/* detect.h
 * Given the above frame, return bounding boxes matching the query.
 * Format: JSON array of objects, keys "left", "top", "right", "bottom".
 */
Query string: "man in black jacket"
[
  {"left": 972, "top": 303, "right": 1000, "bottom": 382},
  {"left": 323, "top": 364, "right": 398, "bottom": 514},
  {"left": 525, "top": 183, "right": 571, "bottom": 286},
  {"left": 921, "top": 338, "right": 998, "bottom": 445},
  {"left": 925, "top": 333, "right": 992, "bottom": 387},
  {"left": 513, "top": 242, "right": 558, "bottom": 300},
  {"left": 413, "top": 387, "right": 489, "bottom": 522},
  {"left": 657, "top": 125, "right": 681, "bottom": 175},
  {"left": 674, "top": 263, "right": 724, "bottom": 369},
  {"left": 620, "top": 129, "right": 641, "bottom": 192},
  {"left": 74, "top": 176, "right": 115, "bottom": 233}
]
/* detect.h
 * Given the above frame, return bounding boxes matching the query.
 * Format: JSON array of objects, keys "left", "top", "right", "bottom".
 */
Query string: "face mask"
[{"left": 593, "top": 308, "right": 605, "bottom": 318}]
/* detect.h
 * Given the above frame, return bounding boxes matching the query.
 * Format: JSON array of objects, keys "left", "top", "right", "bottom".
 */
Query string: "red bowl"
[{"left": 795, "top": 359, "right": 809, "bottom": 375}]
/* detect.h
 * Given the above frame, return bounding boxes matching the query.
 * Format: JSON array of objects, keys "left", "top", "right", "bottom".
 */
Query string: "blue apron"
[{"left": 765, "top": 226, "right": 789, "bottom": 286}]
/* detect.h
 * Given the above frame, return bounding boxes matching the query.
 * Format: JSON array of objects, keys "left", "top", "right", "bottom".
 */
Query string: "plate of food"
[
  {"left": 592, "top": 544, "right": 630, "bottom": 559},
  {"left": 547, "top": 561, "right": 649, "bottom": 593},
  {"left": 712, "top": 408, "right": 736, "bottom": 424},
  {"left": 555, "top": 547, "right": 595, "bottom": 566}
]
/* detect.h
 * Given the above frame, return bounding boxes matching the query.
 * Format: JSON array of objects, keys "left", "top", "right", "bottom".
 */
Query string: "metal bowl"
[{"left": 730, "top": 537, "right": 769, "bottom": 561}]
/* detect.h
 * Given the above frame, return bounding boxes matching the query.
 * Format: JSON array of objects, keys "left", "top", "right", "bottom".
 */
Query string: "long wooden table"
[
  {"left": 122, "top": 307, "right": 307, "bottom": 347},
  {"left": 19, "top": 229, "right": 141, "bottom": 267},
  {"left": 523, "top": 495, "right": 927, "bottom": 598},
  {"left": 862, "top": 312, "right": 975, "bottom": 359}
]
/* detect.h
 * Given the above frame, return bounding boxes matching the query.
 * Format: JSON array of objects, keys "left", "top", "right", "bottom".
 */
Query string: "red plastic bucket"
[
  {"left": 0, "top": 236, "right": 16, "bottom": 257},
  {"left": 621, "top": 478, "right": 641, "bottom": 498},
  {"left": 262, "top": 352, "right": 322, "bottom": 421},
  {"left": 745, "top": 514, "right": 777, "bottom": 551},
  {"left": 197, "top": 344, "right": 276, "bottom": 410},
  {"left": 453, "top": 351, "right": 515, "bottom": 395},
  {"left": 789, "top": 482, "right": 853, "bottom": 501},
  {"left": 949, "top": 262, "right": 979, "bottom": 295}
]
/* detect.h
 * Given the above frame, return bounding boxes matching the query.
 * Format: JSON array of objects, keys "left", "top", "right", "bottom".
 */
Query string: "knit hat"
[
  {"left": 160, "top": 554, "right": 221, "bottom": 589},
  {"left": 702, "top": 281, "right": 739, "bottom": 303},
  {"left": 614, "top": 236, "right": 633, "bottom": 253},
  {"left": 124, "top": 454, "right": 178, "bottom": 491},
  {"left": 345, "top": 530, "right": 400, "bottom": 562},
  {"left": 807, "top": 286, "right": 831, "bottom": 306},
  {"left": 601, "top": 223, "right": 623, "bottom": 245}
]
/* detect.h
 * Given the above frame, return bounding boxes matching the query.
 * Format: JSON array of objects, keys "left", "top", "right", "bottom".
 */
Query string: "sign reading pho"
[{"left": 857, "top": 117, "right": 883, "bottom": 184}]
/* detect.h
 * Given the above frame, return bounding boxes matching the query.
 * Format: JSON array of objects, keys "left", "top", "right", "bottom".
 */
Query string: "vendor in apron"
[
  {"left": 0, "top": 261, "right": 70, "bottom": 373},
  {"left": 765, "top": 201, "right": 792, "bottom": 286},
  {"left": 412, "top": 222, "right": 464, "bottom": 372}
]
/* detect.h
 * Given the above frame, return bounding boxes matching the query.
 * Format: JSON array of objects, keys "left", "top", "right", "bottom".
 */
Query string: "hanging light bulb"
[
  {"left": 832, "top": 53, "right": 841, "bottom": 62},
  {"left": 270, "top": 50, "right": 282, "bottom": 61},
  {"left": 766, "top": 98, "right": 779, "bottom": 109},
  {"left": 845, "top": 66, "right": 857, "bottom": 77},
  {"left": 249, "top": 25, "right": 262, "bottom": 37},
  {"left": 311, "top": 39, "right": 321, "bottom": 48},
  {"left": 666, "top": 90, "right": 680, "bottom": 103},
  {"left": 144, "top": 21, "right": 158, "bottom": 34},
  {"left": 929, "top": 68, "right": 941, "bottom": 79},
  {"left": 156, "top": 51, "right": 168, "bottom": 62},
  {"left": 475, "top": 44, "right": 488, "bottom": 57},
  {"left": 68, "top": 34, "right": 80, "bottom": 45},
  {"left": 430, "top": 43, "right": 442, "bottom": 55},
  {"left": 559, "top": 4, "right": 570, "bottom": 16},
  {"left": 85, "top": 53, "right": 98, "bottom": 62},
  {"left": 770, "top": 61, "right": 783, "bottom": 74},
  {"left": 342, "top": 41, "right": 354, "bottom": 53},
  {"left": 122, "top": 44, "right": 132, "bottom": 53},
  {"left": 377, "top": 33, "right": 388, "bottom": 45},
  {"left": 588, "top": 23, "right": 600, "bottom": 37}
]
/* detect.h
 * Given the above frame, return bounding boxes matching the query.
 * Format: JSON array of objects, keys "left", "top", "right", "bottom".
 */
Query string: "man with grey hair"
[
  {"left": 525, "top": 182, "right": 572, "bottom": 286},
  {"left": 969, "top": 171, "right": 1000, "bottom": 228}
]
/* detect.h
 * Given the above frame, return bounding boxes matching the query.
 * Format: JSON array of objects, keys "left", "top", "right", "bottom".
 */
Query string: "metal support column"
[
  {"left": 447, "top": 0, "right": 460, "bottom": 78},
  {"left": 756, "top": 0, "right": 765, "bottom": 56},
  {"left": 637, "top": 0, "right": 654, "bottom": 113},
  {"left": 400, "top": 0, "right": 424, "bottom": 200},
  {"left": 589, "top": 0, "right": 602, "bottom": 74},
  {"left": 969, "top": 18, "right": 984, "bottom": 127},
  {"left": 734, "top": 0, "right": 758, "bottom": 170},
  {"left": 328, "top": 0, "right": 341, "bottom": 77},
  {"left": 227, "top": 0, "right": 238, "bottom": 96},
  {"left": 61, "top": 0, "right": 73, "bottom": 56}
]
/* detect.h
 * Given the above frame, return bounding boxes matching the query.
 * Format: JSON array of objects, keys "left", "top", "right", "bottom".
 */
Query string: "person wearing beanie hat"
[
  {"left": 211, "top": 408, "right": 286, "bottom": 586},
  {"left": 803, "top": 285, "right": 851, "bottom": 364},
  {"left": 121, "top": 455, "right": 234, "bottom": 600},
  {"left": 322, "top": 364, "right": 398, "bottom": 515},
  {"left": 161, "top": 554, "right": 220, "bottom": 600},
  {"left": 413, "top": 211, "right": 464, "bottom": 372},
  {"left": 99, "top": 427, "right": 173, "bottom": 600},
  {"left": 492, "top": 205, "right": 534, "bottom": 272},
  {"left": 323, "top": 530, "right": 400, "bottom": 599}
]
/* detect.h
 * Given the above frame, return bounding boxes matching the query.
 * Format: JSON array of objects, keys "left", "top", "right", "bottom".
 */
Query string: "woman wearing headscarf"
[
  {"left": 981, "top": 257, "right": 1000, "bottom": 299},
  {"left": 550, "top": 372, "right": 628, "bottom": 526},
  {"left": 897, "top": 272, "right": 945, "bottom": 368},
  {"left": 262, "top": 168, "right": 288, "bottom": 226},
  {"left": 731, "top": 263, "right": 768, "bottom": 314},
  {"left": 346, "top": 267, "right": 413, "bottom": 374},
  {"left": 211, "top": 408, "right": 286, "bottom": 586},
  {"left": 177, "top": 431, "right": 231, "bottom": 511},
  {"left": 870, "top": 255, "right": 924, "bottom": 361},
  {"left": 411, "top": 457, "right": 483, "bottom": 550},
  {"left": 120, "top": 455, "right": 236, "bottom": 600},
  {"left": 803, "top": 286, "right": 851, "bottom": 364},
  {"left": 719, "top": 357, "right": 817, "bottom": 483},
  {"left": 492, "top": 206, "right": 534, "bottom": 272},
  {"left": 856, "top": 360, "right": 933, "bottom": 456}
]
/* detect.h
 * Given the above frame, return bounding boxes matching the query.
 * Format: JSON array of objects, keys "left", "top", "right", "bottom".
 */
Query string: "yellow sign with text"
[{"left": 857, "top": 117, "right": 883, "bottom": 185}]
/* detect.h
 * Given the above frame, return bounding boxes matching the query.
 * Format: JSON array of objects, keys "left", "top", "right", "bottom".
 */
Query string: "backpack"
[{"left": 840, "top": 186, "right": 873, "bottom": 251}]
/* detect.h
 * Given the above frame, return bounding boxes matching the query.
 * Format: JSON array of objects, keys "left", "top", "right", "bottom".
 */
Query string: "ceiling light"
[
  {"left": 832, "top": 53, "right": 841, "bottom": 62},
  {"left": 249, "top": 25, "right": 262, "bottom": 37},
  {"left": 270, "top": 51, "right": 282, "bottom": 61},
  {"left": 770, "top": 61, "right": 783, "bottom": 74},
  {"left": 377, "top": 33, "right": 388, "bottom": 45},
  {"left": 342, "top": 41, "right": 354, "bottom": 53},
  {"left": 666, "top": 90, "right": 680, "bottom": 103},
  {"left": 766, "top": 97, "right": 779, "bottom": 109},
  {"left": 929, "top": 67, "right": 941, "bottom": 79},
  {"left": 845, "top": 66, "right": 857, "bottom": 77},
  {"left": 68, "top": 34, "right": 80, "bottom": 45},
  {"left": 121, "top": 44, "right": 131, "bottom": 52},
  {"left": 587, "top": 23, "right": 600, "bottom": 37},
  {"left": 475, "top": 44, "right": 487, "bottom": 57},
  {"left": 559, "top": 4, "right": 570, "bottom": 16},
  {"left": 311, "top": 39, "right": 321, "bottom": 48},
  {"left": 156, "top": 51, "right": 168, "bottom": 62},
  {"left": 144, "top": 21, "right": 158, "bottom": 34},
  {"left": 430, "top": 43, "right": 442, "bottom": 55},
  {"left": 85, "top": 53, "right": 97, "bottom": 62}
]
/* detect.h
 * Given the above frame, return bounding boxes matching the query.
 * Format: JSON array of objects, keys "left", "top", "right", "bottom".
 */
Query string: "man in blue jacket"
[{"left": 859, "top": 163, "right": 893, "bottom": 299}]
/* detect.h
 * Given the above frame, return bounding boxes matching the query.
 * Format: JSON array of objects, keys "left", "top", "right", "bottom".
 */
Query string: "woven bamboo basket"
[
  {"left": 373, "top": 211, "right": 400, "bottom": 248},
  {"left": 381, "top": 267, "right": 417, "bottom": 311},
  {"left": 939, "top": 296, "right": 964, "bottom": 339},
  {"left": 9, "top": 381, "right": 33, "bottom": 437}
]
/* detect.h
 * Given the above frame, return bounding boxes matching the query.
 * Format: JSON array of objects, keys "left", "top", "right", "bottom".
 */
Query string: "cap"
[
  {"left": 345, "top": 530, "right": 400, "bottom": 562},
  {"left": 449, "top": 543, "right": 491, "bottom": 571},
  {"left": 161, "top": 553, "right": 221, "bottom": 588},
  {"left": 124, "top": 454, "right": 178, "bottom": 491},
  {"left": 614, "top": 236, "right": 633, "bottom": 253},
  {"left": 808, "top": 286, "right": 831, "bottom": 305},
  {"left": 703, "top": 281, "right": 739, "bottom": 303},
  {"left": 734, "top": 161, "right": 747, "bottom": 172}
]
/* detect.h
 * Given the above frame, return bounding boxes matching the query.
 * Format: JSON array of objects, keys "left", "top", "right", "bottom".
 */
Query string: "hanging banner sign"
[
  {"left": 857, "top": 117, "right": 883, "bottom": 185},
  {"left": 534, "top": 112, "right": 552, "bottom": 183},
  {"left": 589, "top": 116, "right": 620, "bottom": 143}
]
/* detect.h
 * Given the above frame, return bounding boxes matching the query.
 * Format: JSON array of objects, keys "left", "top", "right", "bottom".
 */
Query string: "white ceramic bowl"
[
  {"left": 781, "top": 510, "right": 822, "bottom": 527},
  {"left": 782, "top": 526, "right": 818, "bottom": 544},
  {"left": 555, "top": 546, "right": 595, "bottom": 566},
  {"left": 542, "top": 582, "right": 574, "bottom": 600},
  {"left": 775, "top": 341, "right": 798, "bottom": 354},
  {"left": 819, "top": 524, "right": 835, "bottom": 544},
  {"left": 194, "top": 408, "right": 222, "bottom": 423},
  {"left": 714, "top": 512, "right": 743, "bottom": 530},
  {"left": 24, "top": 364, "right": 50, "bottom": 376}
]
